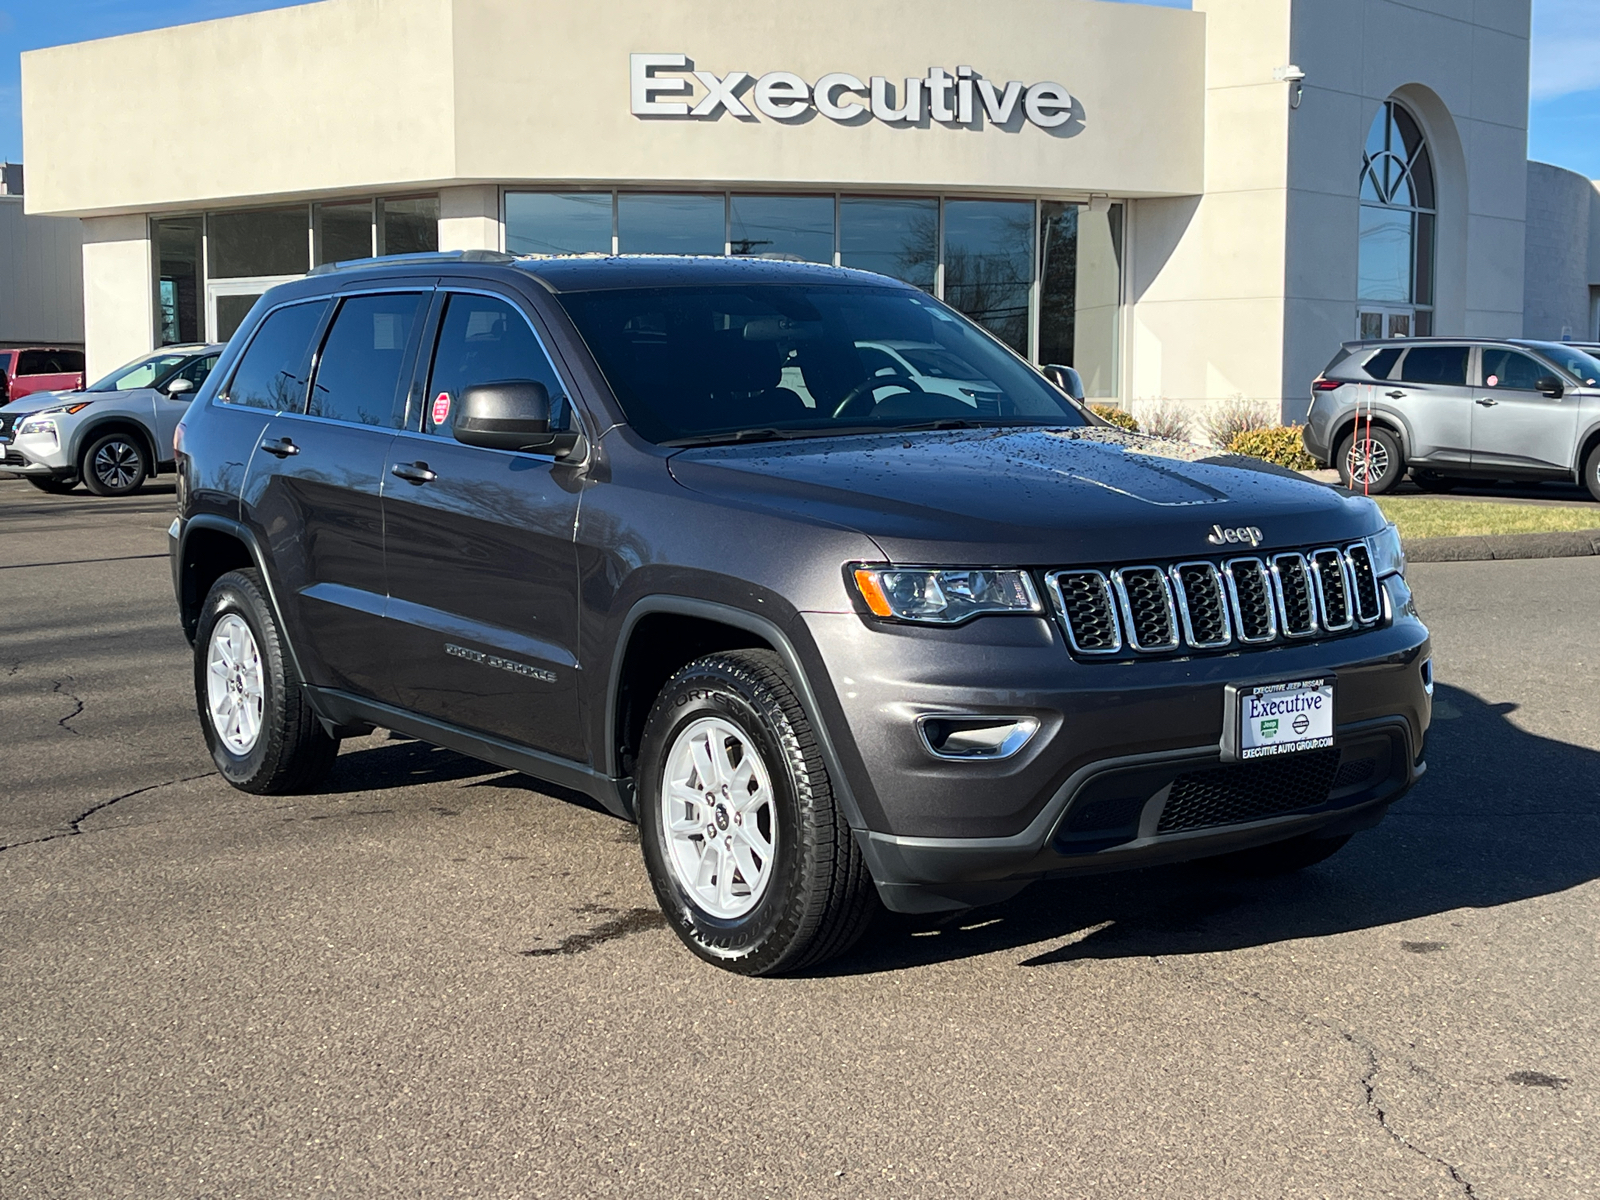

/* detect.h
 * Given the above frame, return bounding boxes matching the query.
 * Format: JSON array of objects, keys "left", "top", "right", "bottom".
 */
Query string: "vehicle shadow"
[{"left": 818, "top": 682, "right": 1600, "bottom": 975}]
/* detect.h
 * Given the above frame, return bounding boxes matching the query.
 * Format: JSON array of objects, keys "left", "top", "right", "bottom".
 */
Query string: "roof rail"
[{"left": 307, "top": 248, "right": 515, "bottom": 276}]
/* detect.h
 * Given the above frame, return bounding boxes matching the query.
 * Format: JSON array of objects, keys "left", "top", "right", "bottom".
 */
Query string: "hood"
[
  {"left": 1, "top": 391, "right": 66, "bottom": 418},
  {"left": 667, "top": 426, "right": 1386, "bottom": 565}
]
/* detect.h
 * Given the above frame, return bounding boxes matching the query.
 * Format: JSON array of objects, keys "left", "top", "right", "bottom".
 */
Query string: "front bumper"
[
  {"left": 1, "top": 433, "right": 72, "bottom": 475},
  {"left": 799, "top": 577, "right": 1431, "bottom": 912}
]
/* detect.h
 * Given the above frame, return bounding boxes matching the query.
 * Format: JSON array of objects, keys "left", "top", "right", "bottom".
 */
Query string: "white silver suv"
[
  {"left": 1303, "top": 338, "right": 1600, "bottom": 499},
  {"left": 0, "top": 345, "right": 221, "bottom": 496}
]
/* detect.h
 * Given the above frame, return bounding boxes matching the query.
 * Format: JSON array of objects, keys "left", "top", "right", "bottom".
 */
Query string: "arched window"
[{"left": 1358, "top": 101, "right": 1435, "bottom": 338}]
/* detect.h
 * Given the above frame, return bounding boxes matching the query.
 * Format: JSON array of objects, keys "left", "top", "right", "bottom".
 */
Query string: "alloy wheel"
[
  {"left": 92, "top": 439, "right": 143, "bottom": 491},
  {"left": 659, "top": 715, "right": 778, "bottom": 919},
  {"left": 206, "top": 613, "right": 265, "bottom": 754},
  {"left": 1344, "top": 437, "right": 1389, "bottom": 487}
]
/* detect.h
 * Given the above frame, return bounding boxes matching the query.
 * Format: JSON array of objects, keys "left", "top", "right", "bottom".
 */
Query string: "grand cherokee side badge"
[
  {"left": 1208, "top": 523, "right": 1264, "bottom": 547},
  {"left": 444, "top": 642, "right": 557, "bottom": 684}
]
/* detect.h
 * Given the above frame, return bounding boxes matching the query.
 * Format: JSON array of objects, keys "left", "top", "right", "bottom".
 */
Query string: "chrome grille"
[
  {"left": 1048, "top": 541, "right": 1383, "bottom": 660},
  {"left": 1272, "top": 553, "right": 1317, "bottom": 638},
  {"left": 1112, "top": 567, "right": 1179, "bottom": 652},
  {"left": 1310, "top": 548, "right": 1354, "bottom": 631},
  {"left": 1223, "top": 557, "right": 1277, "bottom": 643},
  {"left": 1346, "top": 543, "right": 1382, "bottom": 623},
  {"left": 1046, "top": 570, "right": 1122, "bottom": 655},
  {"left": 1171, "top": 562, "right": 1231, "bottom": 648}
]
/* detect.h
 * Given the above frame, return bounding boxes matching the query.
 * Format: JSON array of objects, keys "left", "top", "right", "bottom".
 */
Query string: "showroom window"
[
  {"left": 502, "top": 190, "right": 1122, "bottom": 393},
  {"left": 1358, "top": 101, "right": 1435, "bottom": 339},
  {"left": 153, "top": 196, "right": 440, "bottom": 344}
]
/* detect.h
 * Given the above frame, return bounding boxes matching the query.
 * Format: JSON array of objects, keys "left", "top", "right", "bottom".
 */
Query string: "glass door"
[{"left": 1359, "top": 307, "right": 1412, "bottom": 340}]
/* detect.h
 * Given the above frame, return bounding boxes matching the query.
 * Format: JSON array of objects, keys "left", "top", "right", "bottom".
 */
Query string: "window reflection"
[
  {"left": 839, "top": 197, "right": 937, "bottom": 291},
  {"left": 1038, "top": 201, "right": 1121, "bottom": 398},
  {"left": 618, "top": 194, "right": 725, "bottom": 255},
  {"left": 380, "top": 197, "right": 440, "bottom": 256},
  {"left": 506, "top": 193, "right": 613, "bottom": 255},
  {"left": 207, "top": 206, "right": 308, "bottom": 278},
  {"left": 314, "top": 201, "right": 372, "bottom": 265},
  {"left": 729, "top": 195, "right": 834, "bottom": 262},
  {"left": 942, "top": 200, "right": 1033, "bottom": 354}
]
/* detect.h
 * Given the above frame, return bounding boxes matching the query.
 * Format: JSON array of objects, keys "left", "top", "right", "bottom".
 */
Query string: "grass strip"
[{"left": 1376, "top": 496, "right": 1600, "bottom": 540}]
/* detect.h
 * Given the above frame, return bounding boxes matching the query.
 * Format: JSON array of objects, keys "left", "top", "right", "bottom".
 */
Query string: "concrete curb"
[{"left": 1405, "top": 528, "right": 1600, "bottom": 563}]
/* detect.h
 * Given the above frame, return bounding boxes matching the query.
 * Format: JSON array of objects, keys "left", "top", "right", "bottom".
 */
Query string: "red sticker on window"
[
  {"left": 431, "top": 392, "right": 451, "bottom": 425},
  {"left": 1486, "top": 375, "right": 1499, "bottom": 387}
]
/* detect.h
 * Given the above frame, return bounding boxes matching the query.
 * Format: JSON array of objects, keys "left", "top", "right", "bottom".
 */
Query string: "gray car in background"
[
  {"left": 1304, "top": 338, "right": 1600, "bottom": 499},
  {"left": 0, "top": 345, "right": 222, "bottom": 496}
]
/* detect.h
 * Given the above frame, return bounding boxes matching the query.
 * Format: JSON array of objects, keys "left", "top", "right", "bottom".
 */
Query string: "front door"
[
  {"left": 152, "top": 352, "right": 220, "bottom": 466},
  {"left": 383, "top": 289, "right": 587, "bottom": 761},
  {"left": 1472, "top": 347, "right": 1579, "bottom": 473},
  {"left": 240, "top": 289, "right": 430, "bottom": 701}
]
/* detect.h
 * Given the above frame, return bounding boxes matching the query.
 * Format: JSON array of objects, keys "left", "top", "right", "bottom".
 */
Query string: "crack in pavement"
[
  {"left": 1142, "top": 956, "right": 1480, "bottom": 1198},
  {"left": 51, "top": 678, "right": 84, "bottom": 735},
  {"left": 0, "top": 771, "right": 218, "bottom": 855}
]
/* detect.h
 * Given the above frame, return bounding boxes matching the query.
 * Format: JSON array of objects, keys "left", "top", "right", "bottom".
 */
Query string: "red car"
[{"left": 0, "top": 348, "right": 86, "bottom": 404}]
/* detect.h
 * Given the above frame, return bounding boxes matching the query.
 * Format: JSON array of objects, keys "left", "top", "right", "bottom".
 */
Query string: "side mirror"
[
  {"left": 165, "top": 377, "right": 195, "bottom": 397},
  {"left": 453, "top": 380, "right": 581, "bottom": 457},
  {"left": 1535, "top": 375, "right": 1564, "bottom": 398}
]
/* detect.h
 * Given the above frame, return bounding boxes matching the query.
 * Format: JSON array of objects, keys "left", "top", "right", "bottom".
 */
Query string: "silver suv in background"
[
  {"left": 1304, "top": 339, "right": 1600, "bottom": 500},
  {"left": 0, "top": 344, "right": 222, "bottom": 496}
]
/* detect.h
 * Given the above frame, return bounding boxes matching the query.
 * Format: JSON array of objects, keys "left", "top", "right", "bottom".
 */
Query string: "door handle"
[
  {"left": 261, "top": 436, "right": 299, "bottom": 458},
  {"left": 391, "top": 461, "right": 437, "bottom": 484},
  {"left": 1385, "top": 390, "right": 1406, "bottom": 399},
  {"left": 1475, "top": 397, "right": 1498, "bottom": 407}
]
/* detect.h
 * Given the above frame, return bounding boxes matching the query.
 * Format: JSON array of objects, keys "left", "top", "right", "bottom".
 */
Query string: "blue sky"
[{"left": 1, "top": 0, "right": 1597, "bottom": 178}]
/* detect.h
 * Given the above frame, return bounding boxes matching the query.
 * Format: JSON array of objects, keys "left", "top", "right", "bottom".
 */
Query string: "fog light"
[{"left": 917, "top": 715, "right": 1039, "bottom": 760}]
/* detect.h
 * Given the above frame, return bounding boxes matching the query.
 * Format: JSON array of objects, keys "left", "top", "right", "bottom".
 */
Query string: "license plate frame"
[{"left": 1220, "top": 676, "right": 1336, "bottom": 763}]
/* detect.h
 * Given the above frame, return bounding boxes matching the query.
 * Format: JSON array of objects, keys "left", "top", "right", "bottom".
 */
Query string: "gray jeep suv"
[
  {"left": 171, "top": 252, "right": 1431, "bottom": 975},
  {"left": 1304, "top": 338, "right": 1600, "bottom": 499}
]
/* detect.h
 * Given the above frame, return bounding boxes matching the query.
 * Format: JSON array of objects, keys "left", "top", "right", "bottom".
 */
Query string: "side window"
[
  {"left": 1399, "top": 345, "right": 1468, "bottom": 387},
  {"left": 422, "top": 294, "right": 573, "bottom": 436},
  {"left": 1481, "top": 350, "right": 1546, "bottom": 391},
  {"left": 1363, "top": 347, "right": 1402, "bottom": 380},
  {"left": 308, "top": 292, "right": 427, "bottom": 428},
  {"left": 59, "top": 350, "right": 85, "bottom": 374},
  {"left": 175, "top": 354, "right": 220, "bottom": 390},
  {"left": 17, "top": 350, "right": 59, "bottom": 375},
  {"left": 223, "top": 300, "right": 329, "bottom": 411}
]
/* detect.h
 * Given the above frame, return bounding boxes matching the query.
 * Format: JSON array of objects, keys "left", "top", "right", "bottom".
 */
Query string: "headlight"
[
  {"left": 1366, "top": 522, "right": 1405, "bottom": 579},
  {"left": 851, "top": 566, "right": 1041, "bottom": 624},
  {"left": 17, "top": 416, "right": 59, "bottom": 438}
]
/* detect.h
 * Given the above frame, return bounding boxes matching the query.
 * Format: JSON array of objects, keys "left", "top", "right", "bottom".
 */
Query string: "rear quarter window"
[{"left": 1362, "top": 347, "right": 1403, "bottom": 380}]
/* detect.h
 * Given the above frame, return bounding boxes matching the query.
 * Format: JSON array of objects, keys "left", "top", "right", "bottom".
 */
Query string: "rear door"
[
  {"left": 1472, "top": 347, "right": 1579, "bottom": 473},
  {"left": 239, "top": 288, "right": 431, "bottom": 701},
  {"left": 382, "top": 287, "right": 587, "bottom": 760},
  {"left": 1387, "top": 344, "right": 1473, "bottom": 466}
]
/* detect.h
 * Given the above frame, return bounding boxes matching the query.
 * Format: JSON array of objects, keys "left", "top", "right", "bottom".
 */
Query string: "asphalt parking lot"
[{"left": 1, "top": 475, "right": 1596, "bottom": 1199}]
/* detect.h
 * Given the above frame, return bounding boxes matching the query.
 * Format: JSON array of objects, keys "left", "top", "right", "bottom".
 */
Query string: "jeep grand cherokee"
[{"left": 170, "top": 252, "right": 1431, "bottom": 975}]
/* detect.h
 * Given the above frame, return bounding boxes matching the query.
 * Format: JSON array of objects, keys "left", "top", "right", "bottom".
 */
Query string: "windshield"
[
  {"left": 555, "top": 285, "right": 1086, "bottom": 445},
  {"left": 1531, "top": 343, "right": 1600, "bottom": 386},
  {"left": 85, "top": 352, "right": 190, "bottom": 393}
]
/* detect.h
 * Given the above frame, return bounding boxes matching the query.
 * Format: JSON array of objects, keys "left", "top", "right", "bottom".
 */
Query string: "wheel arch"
[
  {"left": 73, "top": 417, "right": 160, "bottom": 479},
  {"left": 607, "top": 597, "right": 867, "bottom": 832},
  {"left": 1576, "top": 420, "right": 1600, "bottom": 480},
  {"left": 1331, "top": 408, "right": 1413, "bottom": 466},
  {"left": 177, "top": 515, "right": 307, "bottom": 685}
]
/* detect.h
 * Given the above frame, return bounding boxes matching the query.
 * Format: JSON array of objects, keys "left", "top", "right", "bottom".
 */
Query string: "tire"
[
  {"left": 26, "top": 475, "right": 79, "bottom": 494},
  {"left": 1205, "top": 831, "right": 1352, "bottom": 877},
  {"left": 1584, "top": 442, "right": 1600, "bottom": 503},
  {"left": 1410, "top": 470, "right": 1460, "bottom": 494},
  {"left": 637, "top": 649, "right": 876, "bottom": 976},
  {"left": 193, "top": 568, "right": 338, "bottom": 794},
  {"left": 80, "top": 431, "right": 149, "bottom": 496},
  {"left": 1336, "top": 425, "right": 1403, "bottom": 494}
]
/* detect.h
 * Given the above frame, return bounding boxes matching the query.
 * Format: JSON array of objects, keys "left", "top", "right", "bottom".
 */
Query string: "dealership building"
[{"left": 19, "top": 0, "right": 1591, "bottom": 419}]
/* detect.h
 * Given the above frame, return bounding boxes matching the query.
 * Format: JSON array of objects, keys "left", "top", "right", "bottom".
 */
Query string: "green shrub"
[
  {"left": 1088, "top": 403, "right": 1140, "bottom": 433},
  {"left": 1225, "top": 425, "right": 1318, "bottom": 471}
]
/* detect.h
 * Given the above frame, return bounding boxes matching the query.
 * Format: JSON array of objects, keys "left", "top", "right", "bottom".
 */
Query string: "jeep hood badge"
[{"left": 1208, "top": 523, "right": 1263, "bottom": 547}]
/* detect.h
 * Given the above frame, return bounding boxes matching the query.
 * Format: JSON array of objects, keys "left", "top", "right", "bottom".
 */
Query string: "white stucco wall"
[
  {"left": 1280, "top": 0, "right": 1530, "bottom": 417},
  {"left": 0, "top": 197, "right": 84, "bottom": 346},
  {"left": 80, "top": 216, "right": 153, "bottom": 381},
  {"left": 1523, "top": 160, "right": 1600, "bottom": 341}
]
